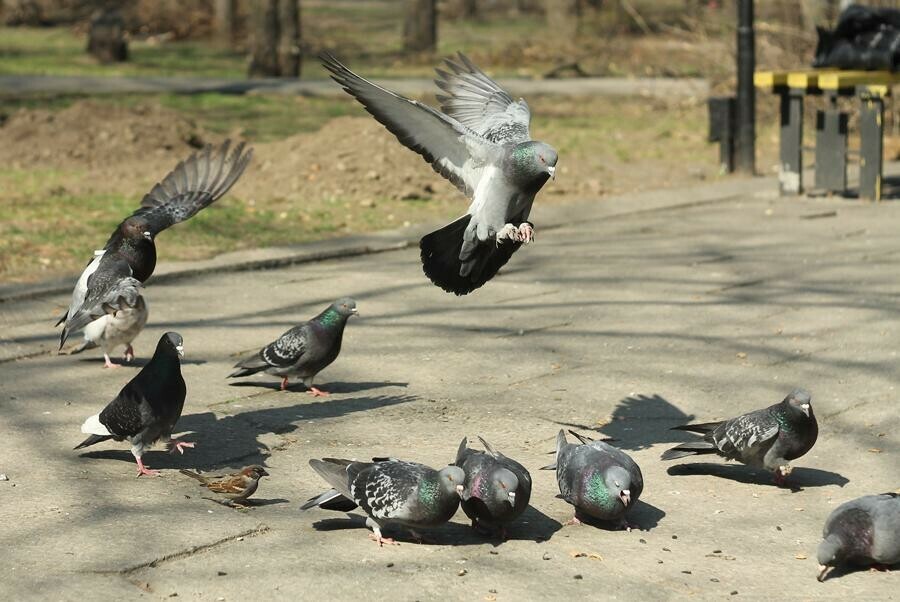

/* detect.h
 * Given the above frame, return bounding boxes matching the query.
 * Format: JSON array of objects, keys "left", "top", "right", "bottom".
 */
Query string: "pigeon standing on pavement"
[
  {"left": 74, "top": 332, "right": 193, "bottom": 477},
  {"left": 544, "top": 430, "right": 643, "bottom": 530},
  {"left": 321, "top": 52, "right": 558, "bottom": 295},
  {"left": 57, "top": 140, "right": 253, "bottom": 356},
  {"left": 661, "top": 388, "right": 818, "bottom": 486},
  {"left": 301, "top": 457, "right": 465, "bottom": 545},
  {"left": 228, "top": 298, "right": 358, "bottom": 395},
  {"left": 65, "top": 292, "right": 149, "bottom": 369},
  {"left": 817, "top": 493, "right": 900, "bottom": 581},
  {"left": 180, "top": 465, "right": 269, "bottom": 506},
  {"left": 455, "top": 436, "right": 531, "bottom": 537}
]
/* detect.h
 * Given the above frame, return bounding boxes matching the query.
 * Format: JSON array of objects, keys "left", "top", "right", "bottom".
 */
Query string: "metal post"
[{"left": 736, "top": 0, "right": 756, "bottom": 174}]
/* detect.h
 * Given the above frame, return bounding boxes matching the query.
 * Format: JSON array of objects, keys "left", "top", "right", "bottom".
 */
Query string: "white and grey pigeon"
[
  {"left": 321, "top": 52, "right": 558, "bottom": 295},
  {"left": 454, "top": 436, "right": 532, "bottom": 538},
  {"left": 301, "top": 457, "right": 465, "bottom": 545},
  {"left": 817, "top": 493, "right": 900, "bottom": 581},
  {"left": 543, "top": 429, "right": 644, "bottom": 530},
  {"left": 74, "top": 332, "right": 193, "bottom": 477},
  {"left": 661, "top": 388, "right": 818, "bottom": 486},
  {"left": 57, "top": 140, "right": 253, "bottom": 356},
  {"left": 228, "top": 298, "right": 358, "bottom": 395}
]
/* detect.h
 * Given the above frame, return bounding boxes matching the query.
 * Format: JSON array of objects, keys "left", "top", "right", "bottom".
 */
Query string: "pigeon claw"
[
  {"left": 103, "top": 354, "right": 120, "bottom": 369},
  {"left": 495, "top": 223, "right": 518, "bottom": 245},
  {"left": 135, "top": 458, "right": 160, "bottom": 477},
  {"left": 123, "top": 345, "right": 135, "bottom": 363},
  {"left": 308, "top": 386, "right": 330, "bottom": 397},
  {"left": 517, "top": 222, "right": 535, "bottom": 244},
  {"left": 280, "top": 377, "right": 290, "bottom": 391},
  {"left": 564, "top": 516, "right": 584, "bottom": 527},
  {"left": 368, "top": 533, "right": 398, "bottom": 547},
  {"left": 168, "top": 440, "right": 196, "bottom": 455}
]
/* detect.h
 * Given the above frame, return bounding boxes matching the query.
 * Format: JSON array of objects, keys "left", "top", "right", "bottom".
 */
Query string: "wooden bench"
[{"left": 755, "top": 69, "right": 900, "bottom": 200}]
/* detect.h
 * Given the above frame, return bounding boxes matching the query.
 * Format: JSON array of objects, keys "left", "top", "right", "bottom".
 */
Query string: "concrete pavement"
[{"left": 0, "top": 176, "right": 897, "bottom": 600}]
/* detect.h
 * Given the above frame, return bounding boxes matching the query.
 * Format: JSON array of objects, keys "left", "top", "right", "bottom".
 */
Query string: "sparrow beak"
[
  {"left": 455, "top": 484, "right": 464, "bottom": 496},
  {"left": 547, "top": 165, "right": 556, "bottom": 180},
  {"left": 508, "top": 491, "right": 516, "bottom": 504},
  {"left": 620, "top": 489, "right": 631, "bottom": 506},
  {"left": 175, "top": 344, "right": 184, "bottom": 358},
  {"left": 817, "top": 564, "right": 829, "bottom": 582}
]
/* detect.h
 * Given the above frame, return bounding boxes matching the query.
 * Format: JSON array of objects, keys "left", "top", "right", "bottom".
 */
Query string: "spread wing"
[
  {"left": 713, "top": 409, "right": 780, "bottom": 457},
  {"left": 320, "top": 52, "right": 499, "bottom": 198},
  {"left": 260, "top": 324, "right": 309, "bottom": 368},
  {"left": 435, "top": 52, "right": 531, "bottom": 144}
]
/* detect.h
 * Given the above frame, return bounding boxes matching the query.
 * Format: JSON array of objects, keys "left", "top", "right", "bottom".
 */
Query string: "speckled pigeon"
[
  {"left": 74, "top": 332, "right": 193, "bottom": 477},
  {"left": 301, "top": 457, "right": 465, "bottom": 545},
  {"left": 228, "top": 298, "right": 358, "bottom": 395},
  {"left": 67, "top": 291, "right": 148, "bottom": 369},
  {"left": 543, "top": 429, "right": 643, "bottom": 529},
  {"left": 661, "top": 388, "right": 818, "bottom": 486},
  {"left": 321, "top": 52, "right": 558, "bottom": 295},
  {"left": 455, "top": 436, "right": 531, "bottom": 537},
  {"left": 58, "top": 140, "right": 253, "bottom": 352},
  {"left": 817, "top": 493, "right": 900, "bottom": 581}
]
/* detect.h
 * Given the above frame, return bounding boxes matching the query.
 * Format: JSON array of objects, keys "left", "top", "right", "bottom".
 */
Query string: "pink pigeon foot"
[
  {"left": 168, "top": 440, "right": 195, "bottom": 455},
  {"left": 123, "top": 345, "right": 135, "bottom": 362},
  {"left": 280, "top": 377, "right": 289, "bottom": 391},
  {"left": 135, "top": 457, "right": 160, "bottom": 477},
  {"left": 308, "top": 386, "right": 330, "bottom": 397},
  {"left": 564, "top": 516, "right": 584, "bottom": 527},
  {"left": 103, "top": 354, "right": 120, "bottom": 369},
  {"left": 517, "top": 222, "right": 535, "bottom": 243},
  {"left": 369, "top": 533, "right": 398, "bottom": 547}
]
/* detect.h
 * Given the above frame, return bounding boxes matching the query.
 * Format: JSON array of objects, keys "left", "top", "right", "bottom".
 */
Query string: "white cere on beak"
[
  {"left": 508, "top": 491, "right": 516, "bottom": 503},
  {"left": 455, "top": 484, "right": 464, "bottom": 496},
  {"left": 350, "top": 308, "right": 359, "bottom": 314},
  {"left": 620, "top": 489, "right": 631, "bottom": 505},
  {"left": 547, "top": 165, "right": 556, "bottom": 180},
  {"left": 175, "top": 344, "right": 184, "bottom": 357},
  {"left": 801, "top": 403, "right": 809, "bottom": 410},
  {"left": 143, "top": 231, "right": 152, "bottom": 239}
]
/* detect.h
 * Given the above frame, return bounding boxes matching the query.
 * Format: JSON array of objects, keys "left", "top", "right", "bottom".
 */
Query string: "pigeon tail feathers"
[
  {"left": 660, "top": 441, "right": 718, "bottom": 460},
  {"left": 670, "top": 421, "right": 722, "bottom": 434},
  {"left": 74, "top": 433, "right": 113, "bottom": 450}
]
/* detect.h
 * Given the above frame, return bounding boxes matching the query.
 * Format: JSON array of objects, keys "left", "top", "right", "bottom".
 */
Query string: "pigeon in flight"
[
  {"left": 321, "top": 52, "right": 558, "bottom": 295},
  {"left": 58, "top": 140, "right": 253, "bottom": 351},
  {"left": 301, "top": 457, "right": 465, "bottom": 545},
  {"left": 228, "top": 298, "right": 358, "bottom": 395},
  {"left": 817, "top": 492, "right": 900, "bottom": 581},
  {"left": 74, "top": 332, "right": 193, "bottom": 477},
  {"left": 65, "top": 286, "right": 148, "bottom": 369},
  {"left": 661, "top": 388, "right": 818, "bottom": 486}
]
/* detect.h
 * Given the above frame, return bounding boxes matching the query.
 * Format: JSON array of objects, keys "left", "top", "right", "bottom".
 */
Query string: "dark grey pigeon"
[
  {"left": 228, "top": 298, "right": 358, "bottom": 395},
  {"left": 817, "top": 493, "right": 900, "bottom": 581},
  {"left": 74, "top": 332, "right": 192, "bottom": 477},
  {"left": 59, "top": 140, "right": 253, "bottom": 349},
  {"left": 301, "top": 457, "right": 465, "bottom": 545},
  {"left": 454, "top": 436, "right": 531, "bottom": 537},
  {"left": 543, "top": 430, "right": 643, "bottom": 530},
  {"left": 321, "top": 52, "right": 558, "bottom": 295},
  {"left": 661, "top": 388, "right": 817, "bottom": 486}
]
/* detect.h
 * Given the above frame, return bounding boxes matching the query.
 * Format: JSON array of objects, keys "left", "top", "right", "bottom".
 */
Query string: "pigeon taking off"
[
  {"left": 228, "top": 298, "right": 358, "bottom": 395},
  {"left": 302, "top": 457, "right": 465, "bottom": 545},
  {"left": 58, "top": 140, "right": 253, "bottom": 351},
  {"left": 74, "top": 332, "right": 193, "bottom": 477},
  {"left": 455, "top": 436, "right": 531, "bottom": 537},
  {"left": 661, "top": 388, "right": 818, "bottom": 486},
  {"left": 321, "top": 52, "right": 558, "bottom": 295},
  {"left": 817, "top": 493, "right": 900, "bottom": 581},
  {"left": 544, "top": 430, "right": 643, "bottom": 529}
]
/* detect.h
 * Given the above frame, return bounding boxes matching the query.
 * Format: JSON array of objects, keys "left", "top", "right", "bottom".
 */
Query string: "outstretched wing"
[
  {"left": 321, "top": 52, "right": 499, "bottom": 198},
  {"left": 713, "top": 409, "right": 779, "bottom": 457},
  {"left": 435, "top": 53, "right": 531, "bottom": 144},
  {"left": 260, "top": 324, "right": 309, "bottom": 368}
]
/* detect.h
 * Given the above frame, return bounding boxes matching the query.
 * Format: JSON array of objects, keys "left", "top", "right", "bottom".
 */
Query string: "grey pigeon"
[
  {"left": 66, "top": 293, "right": 148, "bottom": 369},
  {"left": 74, "top": 332, "right": 193, "bottom": 477},
  {"left": 301, "top": 457, "right": 465, "bottom": 545},
  {"left": 58, "top": 140, "right": 253, "bottom": 351},
  {"left": 543, "top": 429, "right": 643, "bottom": 529},
  {"left": 454, "top": 436, "right": 532, "bottom": 537},
  {"left": 661, "top": 388, "right": 818, "bottom": 486},
  {"left": 817, "top": 493, "right": 900, "bottom": 581},
  {"left": 321, "top": 52, "right": 558, "bottom": 295},
  {"left": 228, "top": 298, "right": 358, "bottom": 395}
]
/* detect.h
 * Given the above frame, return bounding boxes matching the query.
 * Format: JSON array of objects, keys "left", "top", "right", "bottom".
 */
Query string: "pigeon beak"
[
  {"left": 350, "top": 308, "right": 359, "bottom": 316},
  {"left": 800, "top": 403, "right": 810, "bottom": 416},
  {"left": 547, "top": 165, "right": 556, "bottom": 180},
  {"left": 508, "top": 491, "right": 516, "bottom": 504},
  {"left": 175, "top": 344, "right": 184, "bottom": 358},
  {"left": 620, "top": 489, "right": 631, "bottom": 506},
  {"left": 143, "top": 231, "right": 153, "bottom": 240},
  {"left": 455, "top": 484, "right": 464, "bottom": 496},
  {"left": 817, "top": 564, "right": 829, "bottom": 582}
]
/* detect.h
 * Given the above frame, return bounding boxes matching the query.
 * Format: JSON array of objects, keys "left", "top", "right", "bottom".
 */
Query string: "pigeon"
[
  {"left": 321, "top": 52, "right": 558, "bottom": 295},
  {"left": 543, "top": 429, "right": 643, "bottom": 529},
  {"left": 58, "top": 140, "right": 253, "bottom": 350},
  {"left": 454, "top": 436, "right": 531, "bottom": 537},
  {"left": 817, "top": 493, "right": 900, "bottom": 581},
  {"left": 661, "top": 388, "right": 818, "bottom": 486},
  {"left": 65, "top": 294, "right": 148, "bottom": 369},
  {"left": 301, "top": 457, "right": 465, "bottom": 545},
  {"left": 228, "top": 298, "right": 358, "bottom": 395},
  {"left": 74, "top": 332, "right": 193, "bottom": 477},
  {"left": 180, "top": 465, "right": 269, "bottom": 506}
]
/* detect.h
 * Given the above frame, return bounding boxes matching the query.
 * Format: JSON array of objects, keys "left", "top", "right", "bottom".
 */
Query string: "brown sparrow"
[{"left": 180, "top": 465, "right": 269, "bottom": 505}]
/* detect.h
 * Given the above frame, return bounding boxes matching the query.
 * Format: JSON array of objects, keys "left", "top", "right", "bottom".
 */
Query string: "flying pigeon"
[
  {"left": 321, "top": 52, "right": 558, "bottom": 295},
  {"left": 58, "top": 140, "right": 253, "bottom": 350},
  {"left": 817, "top": 493, "right": 900, "bottom": 581},
  {"left": 180, "top": 465, "right": 269, "bottom": 507},
  {"left": 661, "top": 388, "right": 818, "bottom": 486},
  {"left": 74, "top": 332, "right": 193, "bottom": 477},
  {"left": 301, "top": 457, "right": 465, "bottom": 545},
  {"left": 543, "top": 429, "right": 643, "bottom": 530},
  {"left": 228, "top": 298, "right": 358, "bottom": 395},
  {"left": 455, "top": 436, "right": 531, "bottom": 537}
]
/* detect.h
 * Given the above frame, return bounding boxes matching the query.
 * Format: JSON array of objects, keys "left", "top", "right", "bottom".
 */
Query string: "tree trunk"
[
  {"left": 214, "top": 0, "right": 238, "bottom": 47},
  {"left": 403, "top": 0, "right": 437, "bottom": 53},
  {"left": 277, "top": 0, "right": 301, "bottom": 77},
  {"left": 248, "top": 0, "right": 280, "bottom": 77},
  {"left": 86, "top": 8, "right": 128, "bottom": 64}
]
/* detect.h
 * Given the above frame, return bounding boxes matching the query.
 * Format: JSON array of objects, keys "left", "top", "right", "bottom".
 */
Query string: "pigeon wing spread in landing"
[{"left": 817, "top": 493, "right": 900, "bottom": 581}]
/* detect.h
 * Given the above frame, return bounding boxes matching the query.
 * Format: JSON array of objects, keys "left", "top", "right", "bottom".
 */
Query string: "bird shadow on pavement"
[
  {"left": 665, "top": 463, "right": 849, "bottom": 490},
  {"left": 568, "top": 499, "right": 665, "bottom": 532},
  {"left": 227, "top": 380, "right": 408, "bottom": 395},
  {"left": 74, "top": 357, "right": 207, "bottom": 368},
  {"left": 818, "top": 563, "right": 897, "bottom": 582}
]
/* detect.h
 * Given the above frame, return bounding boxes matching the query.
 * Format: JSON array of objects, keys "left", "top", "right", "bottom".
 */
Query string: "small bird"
[
  {"left": 544, "top": 429, "right": 643, "bottom": 530},
  {"left": 301, "top": 457, "right": 465, "bottom": 545},
  {"left": 455, "top": 436, "right": 531, "bottom": 538},
  {"left": 58, "top": 140, "right": 253, "bottom": 351},
  {"left": 66, "top": 294, "right": 148, "bottom": 369},
  {"left": 180, "top": 465, "right": 269, "bottom": 506},
  {"left": 228, "top": 298, "right": 358, "bottom": 395},
  {"left": 661, "top": 388, "right": 818, "bottom": 486},
  {"left": 321, "top": 52, "right": 558, "bottom": 295},
  {"left": 74, "top": 332, "right": 193, "bottom": 477},
  {"left": 817, "top": 493, "right": 900, "bottom": 581}
]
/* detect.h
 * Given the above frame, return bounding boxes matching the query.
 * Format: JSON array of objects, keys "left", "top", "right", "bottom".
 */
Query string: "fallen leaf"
[
  {"left": 795, "top": 554, "right": 807, "bottom": 560},
  {"left": 868, "top": 448, "right": 882, "bottom": 453}
]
